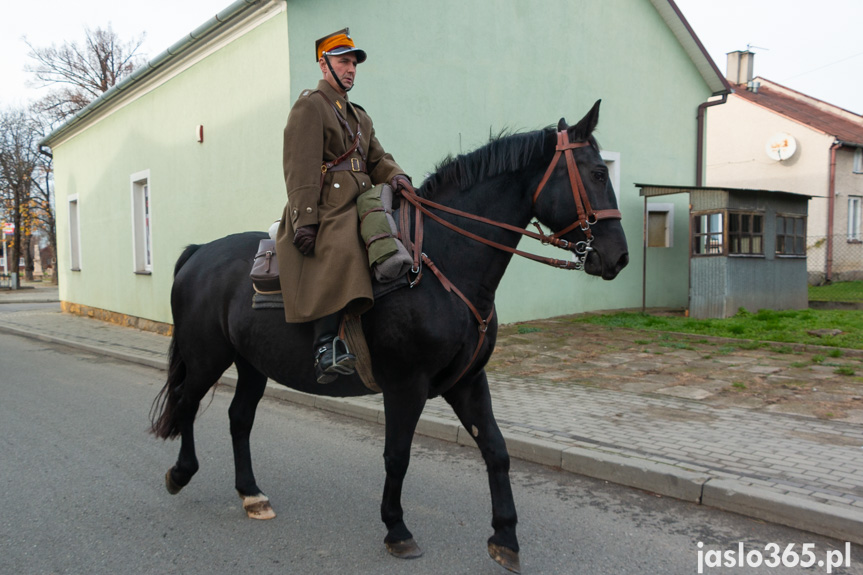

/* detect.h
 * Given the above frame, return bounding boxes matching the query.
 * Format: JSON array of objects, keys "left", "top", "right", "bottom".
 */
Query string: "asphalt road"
[{"left": 1, "top": 331, "right": 860, "bottom": 575}]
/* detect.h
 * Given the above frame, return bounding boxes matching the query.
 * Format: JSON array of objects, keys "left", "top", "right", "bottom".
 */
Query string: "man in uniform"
[{"left": 276, "top": 28, "right": 411, "bottom": 384}]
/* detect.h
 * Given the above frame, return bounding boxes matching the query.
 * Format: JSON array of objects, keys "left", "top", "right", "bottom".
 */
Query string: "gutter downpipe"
[
  {"left": 696, "top": 93, "right": 728, "bottom": 187},
  {"left": 826, "top": 142, "right": 840, "bottom": 282}
]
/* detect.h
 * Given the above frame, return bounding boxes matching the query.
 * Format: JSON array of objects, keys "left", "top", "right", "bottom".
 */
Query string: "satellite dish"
[{"left": 766, "top": 132, "right": 797, "bottom": 161}]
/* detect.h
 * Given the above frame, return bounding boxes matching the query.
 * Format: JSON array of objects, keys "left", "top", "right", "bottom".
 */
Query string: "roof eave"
[
  {"left": 39, "top": 0, "right": 264, "bottom": 148},
  {"left": 649, "top": 0, "right": 731, "bottom": 96}
]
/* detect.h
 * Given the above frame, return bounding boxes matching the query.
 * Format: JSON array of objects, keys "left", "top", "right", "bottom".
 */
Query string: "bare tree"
[
  {"left": 25, "top": 25, "right": 146, "bottom": 125},
  {"left": 0, "top": 108, "right": 42, "bottom": 288}
]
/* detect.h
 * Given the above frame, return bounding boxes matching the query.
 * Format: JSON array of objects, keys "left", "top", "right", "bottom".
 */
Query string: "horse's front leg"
[
  {"left": 380, "top": 387, "right": 427, "bottom": 559},
  {"left": 229, "top": 357, "right": 275, "bottom": 520},
  {"left": 443, "top": 370, "right": 520, "bottom": 574}
]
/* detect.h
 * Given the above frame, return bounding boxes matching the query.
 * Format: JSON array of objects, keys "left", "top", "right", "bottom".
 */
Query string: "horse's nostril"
[{"left": 618, "top": 253, "right": 630, "bottom": 270}]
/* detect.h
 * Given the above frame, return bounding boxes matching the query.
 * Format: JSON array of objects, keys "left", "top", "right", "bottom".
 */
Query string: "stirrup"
[{"left": 314, "top": 336, "right": 356, "bottom": 384}]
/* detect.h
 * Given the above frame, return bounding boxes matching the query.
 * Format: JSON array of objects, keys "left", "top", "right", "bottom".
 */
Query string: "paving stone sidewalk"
[{"left": 1, "top": 289, "right": 862, "bottom": 546}]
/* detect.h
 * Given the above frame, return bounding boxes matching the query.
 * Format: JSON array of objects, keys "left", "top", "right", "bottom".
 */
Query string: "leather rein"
[{"left": 396, "top": 129, "right": 622, "bottom": 382}]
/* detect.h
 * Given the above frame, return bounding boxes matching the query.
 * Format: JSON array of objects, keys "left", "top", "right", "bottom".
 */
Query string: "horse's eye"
[{"left": 592, "top": 170, "right": 607, "bottom": 183}]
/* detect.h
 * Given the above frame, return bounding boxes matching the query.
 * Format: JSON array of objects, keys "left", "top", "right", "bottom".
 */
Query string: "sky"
[{"left": 1, "top": 0, "right": 862, "bottom": 114}]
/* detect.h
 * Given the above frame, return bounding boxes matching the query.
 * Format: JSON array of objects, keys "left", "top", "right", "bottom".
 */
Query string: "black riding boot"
[{"left": 312, "top": 312, "right": 356, "bottom": 384}]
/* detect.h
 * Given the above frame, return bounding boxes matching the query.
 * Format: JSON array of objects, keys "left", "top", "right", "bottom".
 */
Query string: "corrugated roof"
[
  {"left": 734, "top": 79, "right": 863, "bottom": 146},
  {"left": 635, "top": 183, "right": 812, "bottom": 199}
]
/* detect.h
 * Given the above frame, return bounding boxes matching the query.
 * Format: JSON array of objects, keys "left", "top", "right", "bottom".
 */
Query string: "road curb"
[
  {"left": 2, "top": 322, "right": 861, "bottom": 545},
  {"left": 702, "top": 479, "right": 863, "bottom": 545}
]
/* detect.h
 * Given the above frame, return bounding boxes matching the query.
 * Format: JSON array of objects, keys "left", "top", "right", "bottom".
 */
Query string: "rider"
[{"left": 276, "top": 28, "right": 412, "bottom": 384}]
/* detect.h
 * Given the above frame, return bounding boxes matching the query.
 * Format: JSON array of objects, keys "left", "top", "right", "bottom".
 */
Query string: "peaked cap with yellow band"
[{"left": 315, "top": 28, "right": 367, "bottom": 63}]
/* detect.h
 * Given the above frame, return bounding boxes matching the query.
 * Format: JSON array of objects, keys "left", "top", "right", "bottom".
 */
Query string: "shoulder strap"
[{"left": 314, "top": 91, "right": 367, "bottom": 162}]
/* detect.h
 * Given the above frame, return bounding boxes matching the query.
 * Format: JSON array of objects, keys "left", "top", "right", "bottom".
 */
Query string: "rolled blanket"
[{"left": 357, "top": 184, "right": 413, "bottom": 282}]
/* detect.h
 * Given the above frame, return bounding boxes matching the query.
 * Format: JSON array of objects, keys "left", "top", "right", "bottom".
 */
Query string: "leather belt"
[{"left": 323, "top": 157, "right": 366, "bottom": 174}]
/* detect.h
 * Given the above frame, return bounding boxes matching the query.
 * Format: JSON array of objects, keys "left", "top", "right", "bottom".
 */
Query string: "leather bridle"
[{"left": 394, "top": 128, "right": 622, "bottom": 383}]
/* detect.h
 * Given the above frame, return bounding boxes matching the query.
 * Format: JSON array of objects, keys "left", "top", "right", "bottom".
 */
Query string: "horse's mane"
[{"left": 419, "top": 126, "right": 598, "bottom": 196}]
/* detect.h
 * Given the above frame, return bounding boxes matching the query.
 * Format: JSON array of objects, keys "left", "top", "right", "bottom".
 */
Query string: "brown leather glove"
[
  {"left": 390, "top": 174, "right": 413, "bottom": 194},
  {"left": 293, "top": 224, "right": 318, "bottom": 256}
]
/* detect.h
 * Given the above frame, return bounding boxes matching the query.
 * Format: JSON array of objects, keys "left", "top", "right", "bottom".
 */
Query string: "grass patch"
[
  {"left": 516, "top": 325, "right": 543, "bottom": 334},
  {"left": 834, "top": 366, "right": 856, "bottom": 376},
  {"left": 731, "top": 382, "right": 746, "bottom": 389},
  {"left": 659, "top": 341, "right": 695, "bottom": 350},
  {"left": 809, "top": 280, "right": 863, "bottom": 302},
  {"left": 571, "top": 308, "right": 863, "bottom": 349}
]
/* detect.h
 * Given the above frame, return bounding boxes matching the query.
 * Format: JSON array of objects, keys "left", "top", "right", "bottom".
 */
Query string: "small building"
[
  {"left": 705, "top": 51, "right": 863, "bottom": 284},
  {"left": 638, "top": 184, "right": 810, "bottom": 319}
]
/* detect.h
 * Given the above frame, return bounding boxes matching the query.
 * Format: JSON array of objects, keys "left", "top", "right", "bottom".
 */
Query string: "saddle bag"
[{"left": 250, "top": 239, "right": 281, "bottom": 294}]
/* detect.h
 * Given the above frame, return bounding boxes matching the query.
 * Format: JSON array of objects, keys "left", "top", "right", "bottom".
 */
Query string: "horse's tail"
[
  {"left": 149, "top": 244, "right": 200, "bottom": 439},
  {"left": 149, "top": 335, "right": 185, "bottom": 439},
  {"left": 173, "top": 243, "right": 201, "bottom": 278}
]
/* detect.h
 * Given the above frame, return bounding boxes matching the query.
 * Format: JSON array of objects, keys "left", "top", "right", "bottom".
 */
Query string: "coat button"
[
  {"left": 306, "top": 207, "right": 313, "bottom": 213},
  {"left": 292, "top": 209, "right": 298, "bottom": 216},
  {"left": 334, "top": 183, "right": 340, "bottom": 188}
]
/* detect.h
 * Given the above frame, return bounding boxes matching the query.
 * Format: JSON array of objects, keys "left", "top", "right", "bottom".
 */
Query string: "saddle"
[{"left": 249, "top": 189, "right": 412, "bottom": 393}]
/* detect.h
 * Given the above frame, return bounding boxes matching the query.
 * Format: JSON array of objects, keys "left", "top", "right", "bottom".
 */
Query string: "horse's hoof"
[
  {"left": 488, "top": 543, "right": 521, "bottom": 574},
  {"left": 385, "top": 538, "right": 423, "bottom": 559},
  {"left": 165, "top": 470, "right": 183, "bottom": 495},
  {"left": 240, "top": 493, "right": 276, "bottom": 520}
]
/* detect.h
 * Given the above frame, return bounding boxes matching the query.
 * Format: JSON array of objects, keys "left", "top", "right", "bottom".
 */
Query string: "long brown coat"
[{"left": 276, "top": 80, "right": 404, "bottom": 322}]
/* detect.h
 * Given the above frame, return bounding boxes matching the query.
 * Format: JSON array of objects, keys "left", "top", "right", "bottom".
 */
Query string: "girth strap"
[{"left": 421, "top": 253, "right": 494, "bottom": 383}]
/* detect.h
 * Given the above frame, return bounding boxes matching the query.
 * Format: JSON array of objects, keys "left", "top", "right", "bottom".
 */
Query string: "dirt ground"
[{"left": 487, "top": 316, "right": 863, "bottom": 422}]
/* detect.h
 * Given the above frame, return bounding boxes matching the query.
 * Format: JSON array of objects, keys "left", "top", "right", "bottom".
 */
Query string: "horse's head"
[{"left": 532, "top": 100, "right": 629, "bottom": 280}]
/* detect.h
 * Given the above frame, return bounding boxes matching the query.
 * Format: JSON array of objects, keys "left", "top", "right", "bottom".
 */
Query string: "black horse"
[{"left": 150, "top": 101, "right": 628, "bottom": 573}]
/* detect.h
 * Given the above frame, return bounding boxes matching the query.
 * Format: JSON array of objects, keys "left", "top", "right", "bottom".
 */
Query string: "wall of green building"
[
  {"left": 53, "top": 0, "right": 712, "bottom": 326},
  {"left": 286, "top": 0, "right": 706, "bottom": 322},
  {"left": 54, "top": 12, "right": 291, "bottom": 323}
]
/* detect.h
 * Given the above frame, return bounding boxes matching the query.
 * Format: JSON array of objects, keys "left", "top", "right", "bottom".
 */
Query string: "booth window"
[
  {"left": 776, "top": 214, "right": 806, "bottom": 256},
  {"left": 692, "top": 212, "right": 724, "bottom": 255},
  {"left": 728, "top": 212, "right": 763, "bottom": 256}
]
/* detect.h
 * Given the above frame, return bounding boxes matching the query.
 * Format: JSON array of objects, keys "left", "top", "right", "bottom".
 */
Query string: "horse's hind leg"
[
  {"left": 229, "top": 356, "right": 275, "bottom": 520},
  {"left": 165, "top": 355, "right": 233, "bottom": 494},
  {"left": 380, "top": 387, "right": 427, "bottom": 559},
  {"left": 443, "top": 371, "right": 520, "bottom": 574}
]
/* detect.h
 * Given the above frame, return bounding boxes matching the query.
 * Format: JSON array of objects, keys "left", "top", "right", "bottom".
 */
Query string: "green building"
[{"left": 41, "top": 0, "right": 727, "bottom": 328}]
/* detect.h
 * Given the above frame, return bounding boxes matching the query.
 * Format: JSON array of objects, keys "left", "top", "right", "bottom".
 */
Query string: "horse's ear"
[
  {"left": 557, "top": 118, "right": 568, "bottom": 131},
  {"left": 570, "top": 99, "right": 601, "bottom": 141}
]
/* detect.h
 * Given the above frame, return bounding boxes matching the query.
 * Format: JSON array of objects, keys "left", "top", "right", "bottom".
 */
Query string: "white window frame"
[
  {"left": 600, "top": 150, "right": 621, "bottom": 204},
  {"left": 849, "top": 196, "right": 862, "bottom": 242},
  {"left": 68, "top": 194, "right": 82, "bottom": 271},
  {"left": 131, "top": 170, "right": 153, "bottom": 273},
  {"left": 646, "top": 202, "right": 674, "bottom": 248},
  {"left": 853, "top": 148, "right": 863, "bottom": 174}
]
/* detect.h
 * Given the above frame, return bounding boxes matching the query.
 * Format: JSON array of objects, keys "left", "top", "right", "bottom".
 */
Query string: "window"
[
  {"left": 849, "top": 196, "right": 862, "bottom": 242},
  {"left": 68, "top": 195, "right": 81, "bottom": 270},
  {"left": 600, "top": 150, "right": 621, "bottom": 204},
  {"left": 728, "top": 212, "right": 763, "bottom": 255},
  {"left": 776, "top": 214, "right": 807, "bottom": 256},
  {"left": 692, "top": 212, "right": 724, "bottom": 255},
  {"left": 131, "top": 171, "right": 152, "bottom": 273},
  {"left": 646, "top": 203, "right": 674, "bottom": 247},
  {"left": 854, "top": 148, "right": 863, "bottom": 174}
]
